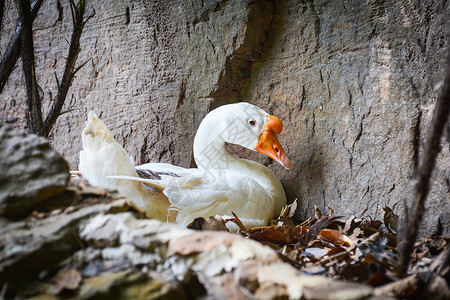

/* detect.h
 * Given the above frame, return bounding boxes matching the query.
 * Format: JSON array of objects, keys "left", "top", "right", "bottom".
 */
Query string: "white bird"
[{"left": 79, "top": 102, "right": 292, "bottom": 231}]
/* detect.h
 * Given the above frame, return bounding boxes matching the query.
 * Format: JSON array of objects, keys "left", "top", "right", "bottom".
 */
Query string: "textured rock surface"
[
  {"left": 0, "top": 206, "right": 375, "bottom": 299},
  {"left": 244, "top": 0, "right": 449, "bottom": 235},
  {"left": 0, "top": 0, "right": 448, "bottom": 234},
  {"left": 0, "top": 124, "right": 69, "bottom": 216}
]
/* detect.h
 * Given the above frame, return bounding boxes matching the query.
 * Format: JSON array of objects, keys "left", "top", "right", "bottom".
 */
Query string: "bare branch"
[
  {"left": 398, "top": 35, "right": 450, "bottom": 275},
  {"left": 83, "top": 8, "right": 95, "bottom": 26},
  {"left": 59, "top": 106, "right": 82, "bottom": 116},
  {"left": 43, "top": 0, "right": 92, "bottom": 136},
  {"left": 69, "top": 0, "right": 76, "bottom": 25},
  {"left": 54, "top": 71, "right": 60, "bottom": 89},
  {"left": 0, "top": 0, "right": 43, "bottom": 93},
  {"left": 16, "top": 0, "right": 44, "bottom": 135},
  {"left": 0, "top": 0, "right": 5, "bottom": 32},
  {"left": 72, "top": 58, "right": 91, "bottom": 76}
]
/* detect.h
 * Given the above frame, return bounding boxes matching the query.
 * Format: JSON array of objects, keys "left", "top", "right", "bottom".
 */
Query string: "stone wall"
[{"left": 1, "top": 0, "right": 448, "bottom": 234}]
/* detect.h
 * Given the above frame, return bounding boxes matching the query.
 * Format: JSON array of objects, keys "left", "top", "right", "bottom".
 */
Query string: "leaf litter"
[{"left": 189, "top": 199, "right": 449, "bottom": 299}]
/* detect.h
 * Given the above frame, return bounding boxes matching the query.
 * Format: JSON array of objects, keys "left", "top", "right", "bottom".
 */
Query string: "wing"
[
  {"left": 135, "top": 163, "right": 185, "bottom": 191},
  {"left": 164, "top": 169, "right": 277, "bottom": 230},
  {"left": 109, "top": 168, "right": 279, "bottom": 231}
]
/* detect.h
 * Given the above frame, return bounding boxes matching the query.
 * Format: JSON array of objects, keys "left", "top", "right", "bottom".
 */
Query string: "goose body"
[{"left": 79, "top": 103, "right": 291, "bottom": 230}]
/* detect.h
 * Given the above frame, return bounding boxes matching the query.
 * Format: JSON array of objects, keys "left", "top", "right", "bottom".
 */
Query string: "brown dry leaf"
[
  {"left": 344, "top": 215, "right": 363, "bottom": 234},
  {"left": 314, "top": 205, "right": 322, "bottom": 219},
  {"left": 327, "top": 246, "right": 347, "bottom": 256},
  {"left": 187, "top": 217, "right": 205, "bottom": 230},
  {"left": 327, "top": 205, "right": 334, "bottom": 217},
  {"left": 360, "top": 225, "right": 397, "bottom": 247},
  {"left": 230, "top": 212, "right": 247, "bottom": 232},
  {"left": 49, "top": 267, "right": 82, "bottom": 295},
  {"left": 340, "top": 262, "right": 372, "bottom": 282},
  {"left": 187, "top": 216, "right": 229, "bottom": 231},
  {"left": 304, "top": 216, "right": 341, "bottom": 246},
  {"left": 287, "top": 199, "right": 298, "bottom": 218},
  {"left": 319, "top": 229, "right": 352, "bottom": 246},
  {"left": 203, "top": 215, "right": 229, "bottom": 231},
  {"left": 297, "top": 225, "right": 308, "bottom": 240},
  {"left": 278, "top": 199, "right": 298, "bottom": 218},
  {"left": 363, "top": 218, "right": 383, "bottom": 229},
  {"left": 382, "top": 206, "right": 399, "bottom": 234},
  {"left": 249, "top": 226, "right": 298, "bottom": 244}
]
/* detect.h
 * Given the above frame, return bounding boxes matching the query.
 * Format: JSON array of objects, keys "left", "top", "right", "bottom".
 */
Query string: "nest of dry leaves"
[{"left": 188, "top": 200, "right": 449, "bottom": 299}]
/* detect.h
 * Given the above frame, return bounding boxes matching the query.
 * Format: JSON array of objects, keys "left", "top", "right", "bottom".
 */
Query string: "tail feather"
[
  {"left": 79, "top": 111, "right": 137, "bottom": 189},
  {"left": 108, "top": 175, "right": 167, "bottom": 190},
  {"left": 78, "top": 111, "right": 172, "bottom": 221}
]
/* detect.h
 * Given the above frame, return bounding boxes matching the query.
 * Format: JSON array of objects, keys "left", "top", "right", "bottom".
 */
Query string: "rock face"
[
  {"left": 0, "top": 0, "right": 448, "bottom": 234},
  {"left": 0, "top": 124, "right": 69, "bottom": 216}
]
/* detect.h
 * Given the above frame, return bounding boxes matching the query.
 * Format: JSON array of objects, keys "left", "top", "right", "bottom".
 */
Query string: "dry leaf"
[
  {"left": 360, "top": 225, "right": 397, "bottom": 247},
  {"left": 203, "top": 215, "right": 229, "bottom": 231},
  {"left": 344, "top": 215, "right": 363, "bottom": 234},
  {"left": 304, "top": 216, "right": 341, "bottom": 246},
  {"left": 382, "top": 206, "right": 399, "bottom": 234},
  {"left": 327, "top": 246, "right": 347, "bottom": 256},
  {"left": 314, "top": 205, "right": 322, "bottom": 219},
  {"left": 249, "top": 226, "right": 298, "bottom": 244},
  {"left": 319, "top": 229, "right": 352, "bottom": 246},
  {"left": 187, "top": 217, "right": 205, "bottom": 230},
  {"left": 231, "top": 212, "right": 247, "bottom": 232}
]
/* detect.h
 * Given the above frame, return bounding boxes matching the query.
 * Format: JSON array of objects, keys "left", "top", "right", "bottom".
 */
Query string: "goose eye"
[{"left": 248, "top": 120, "right": 257, "bottom": 126}]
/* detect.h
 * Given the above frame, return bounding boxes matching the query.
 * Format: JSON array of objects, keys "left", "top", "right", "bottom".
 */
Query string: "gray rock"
[
  {"left": 0, "top": 200, "right": 136, "bottom": 296},
  {"left": 0, "top": 124, "right": 69, "bottom": 216}
]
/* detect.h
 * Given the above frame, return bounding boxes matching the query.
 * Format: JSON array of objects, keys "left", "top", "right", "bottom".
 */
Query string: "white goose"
[{"left": 79, "top": 102, "right": 291, "bottom": 230}]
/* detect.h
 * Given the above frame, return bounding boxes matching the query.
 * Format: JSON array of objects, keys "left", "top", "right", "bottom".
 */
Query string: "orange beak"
[{"left": 255, "top": 115, "right": 292, "bottom": 169}]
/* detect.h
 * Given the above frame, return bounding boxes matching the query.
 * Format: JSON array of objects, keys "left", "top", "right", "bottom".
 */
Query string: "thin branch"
[
  {"left": 0, "top": 0, "right": 5, "bottom": 32},
  {"left": 43, "top": 0, "right": 93, "bottom": 136},
  {"left": 398, "top": 35, "right": 450, "bottom": 274},
  {"left": 59, "top": 106, "right": 82, "bottom": 116},
  {"left": 72, "top": 58, "right": 90, "bottom": 75},
  {"left": 54, "top": 70, "right": 60, "bottom": 88},
  {"left": 0, "top": 0, "right": 43, "bottom": 93},
  {"left": 16, "top": 0, "right": 44, "bottom": 135}
]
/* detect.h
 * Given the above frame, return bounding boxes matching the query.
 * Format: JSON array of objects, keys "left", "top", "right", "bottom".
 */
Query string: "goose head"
[{"left": 193, "top": 102, "right": 292, "bottom": 169}]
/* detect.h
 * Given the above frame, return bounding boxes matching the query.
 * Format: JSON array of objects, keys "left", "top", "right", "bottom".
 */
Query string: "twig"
[
  {"left": 0, "top": 0, "right": 43, "bottom": 93},
  {"left": 16, "top": 0, "right": 44, "bottom": 135},
  {"left": 43, "top": 0, "right": 94, "bottom": 137},
  {"left": 398, "top": 35, "right": 450, "bottom": 274},
  {"left": 59, "top": 106, "right": 82, "bottom": 116},
  {"left": 0, "top": 0, "right": 5, "bottom": 31},
  {"left": 230, "top": 212, "right": 248, "bottom": 233}
]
